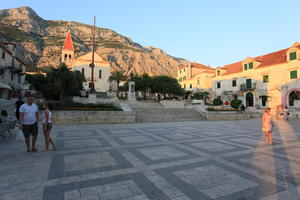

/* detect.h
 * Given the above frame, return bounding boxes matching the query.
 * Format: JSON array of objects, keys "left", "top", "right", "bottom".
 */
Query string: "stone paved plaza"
[{"left": 1, "top": 119, "right": 300, "bottom": 200}]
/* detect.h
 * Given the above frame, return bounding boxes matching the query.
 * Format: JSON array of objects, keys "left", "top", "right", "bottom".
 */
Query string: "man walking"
[{"left": 19, "top": 95, "right": 39, "bottom": 152}]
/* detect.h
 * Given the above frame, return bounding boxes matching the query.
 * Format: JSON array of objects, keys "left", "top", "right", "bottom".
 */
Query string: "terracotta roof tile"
[
  {"left": 222, "top": 61, "right": 243, "bottom": 75},
  {"left": 180, "top": 62, "right": 214, "bottom": 70},
  {"left": 221, "top": 45, "right": 300, "bottom": 76}
]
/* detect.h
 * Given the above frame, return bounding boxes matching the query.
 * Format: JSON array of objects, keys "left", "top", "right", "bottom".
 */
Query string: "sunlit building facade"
[
  {"left": 0, "top": 42, "right": 27, "bottom": 99},
  {"left": 177, "top": 62, "right": 215, "bottom": 92},
  {"left": 177, "top": 43, "right": 300, "bottom": 109},
  {"left": 212, "top": 42, "right": 300, "bottom": 109}
]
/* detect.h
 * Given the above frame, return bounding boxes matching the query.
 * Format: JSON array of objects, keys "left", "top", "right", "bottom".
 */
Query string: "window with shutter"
[
  {"left": 289, "top": 52, "right": 297, "bottom": 61},
  {"left": 290, "top": 70, "right": 298, "bottom": 79},
  {"left": 232, "top": 80, "right": 237, "bottom": 87},
  {"left": 246, "top": 79, "right": 252, "bottom": 89},
  {"left": 248, "top": 62, "right": 253, "bottom": 69},
  {"left": 263, "top": 75, "right": 269, "bottom": 83}
]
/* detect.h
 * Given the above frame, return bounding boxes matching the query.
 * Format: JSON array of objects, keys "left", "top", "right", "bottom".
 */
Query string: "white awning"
[{"left": 0, "top": 82, "right": 12, "bottom": 90}]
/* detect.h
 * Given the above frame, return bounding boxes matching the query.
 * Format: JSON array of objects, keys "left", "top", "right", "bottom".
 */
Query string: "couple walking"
[{"left": 19, "top": 96, "right": 57, "bottom": 152}]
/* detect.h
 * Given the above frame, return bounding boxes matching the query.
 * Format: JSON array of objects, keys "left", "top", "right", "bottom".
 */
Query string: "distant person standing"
[
  {"left": 276, "top": 106, "right": 282, "bottom": 120},
  {"left": 284, "top": 106, "right": 289, "bottom": 121},
  {"left": 19, "top": 95, "right": 39, "bottom": 152},
  {"left": 15, "top": 98, "right": 24, "bottom": 120},
  {"left": 262, "top": 108, "right": 274, "bottom": 144},
  {"left": 41, "top": 102, "right": 57, "bottom": 151}
]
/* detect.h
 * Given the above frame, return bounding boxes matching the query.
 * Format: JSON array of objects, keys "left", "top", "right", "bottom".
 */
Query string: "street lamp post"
[{"left": 89, "top": 16, "right": 96, "bottom": 93}]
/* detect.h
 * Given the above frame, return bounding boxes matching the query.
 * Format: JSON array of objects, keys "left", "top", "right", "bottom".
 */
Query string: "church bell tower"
[{"left": 61, "top": 31, "right": 75, "bottom": 68}]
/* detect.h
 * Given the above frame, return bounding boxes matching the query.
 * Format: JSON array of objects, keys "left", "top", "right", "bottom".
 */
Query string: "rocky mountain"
[{"left": 0, "top": 6, "right": 187, "bottom": 76}]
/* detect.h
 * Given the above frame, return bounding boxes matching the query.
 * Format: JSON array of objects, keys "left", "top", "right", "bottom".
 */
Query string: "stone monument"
[{"left": 128, "top": 72, "right": 136, "bottom": 103}]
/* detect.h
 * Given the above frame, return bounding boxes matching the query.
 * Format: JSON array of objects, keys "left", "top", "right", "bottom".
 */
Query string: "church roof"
[{"left": 63, "top": 31, "right": 74, "bottom": 50}]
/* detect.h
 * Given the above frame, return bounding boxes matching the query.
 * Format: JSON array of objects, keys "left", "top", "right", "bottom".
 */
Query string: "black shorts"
[{"left": 22, "top": 123, "right": 38, "bottom": 137}]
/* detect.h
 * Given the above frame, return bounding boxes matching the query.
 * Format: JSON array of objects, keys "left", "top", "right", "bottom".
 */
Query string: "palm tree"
[
  {"left": 109, "top": 70, "right": 128, "bottom": 97},
  {"left": 47, "top": 63, "right": 85, "bottom": 102}
]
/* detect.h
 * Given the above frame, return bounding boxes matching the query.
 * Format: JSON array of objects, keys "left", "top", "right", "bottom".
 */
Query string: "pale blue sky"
[{"left": 1, "top": 0, "right": 300, "bottom": 67}]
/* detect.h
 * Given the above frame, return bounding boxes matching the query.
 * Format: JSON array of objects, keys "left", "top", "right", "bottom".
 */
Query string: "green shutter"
[
  {"left": 290, "top": 70, "right": 298, "bottom": 79},
  {"left": 290, "top": 52, "right": 297, "bottom": 61},
  {"left": 248, "top": 62, "right": 253, "bottom": 69},
  {"left": 246, "top": 79, "right": 252, "bottom": 89},
  {"left": 232, "top": 80, "right": 237, "bottom": 87},
  {"left": 263, "top": 75, "right": 269, "bottom": 83},
  {"left": 244, "top": 64, "right": 248, "bottom": 70}
]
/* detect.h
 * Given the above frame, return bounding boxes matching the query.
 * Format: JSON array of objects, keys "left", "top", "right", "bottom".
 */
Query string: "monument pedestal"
[
  {"left": 88, "top": 93, "right": 97, "bottom": 104},
  {"left": 128, "top": 81, "right": 136, "bottom": 103}
]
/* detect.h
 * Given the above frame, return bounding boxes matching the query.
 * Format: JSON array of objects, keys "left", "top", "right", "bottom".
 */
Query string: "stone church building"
[{"left": 61, "top": 31, "right": 111, "bottom": 92}]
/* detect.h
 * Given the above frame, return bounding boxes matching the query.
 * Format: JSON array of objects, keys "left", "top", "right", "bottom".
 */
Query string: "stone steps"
[{"left": 134, "top": 107, "right": 204, "bottom": 123}]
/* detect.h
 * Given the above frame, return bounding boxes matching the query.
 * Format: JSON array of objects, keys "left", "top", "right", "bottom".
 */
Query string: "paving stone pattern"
[{"left": 1, "top": 119, "right": 300, "bottom": 200}]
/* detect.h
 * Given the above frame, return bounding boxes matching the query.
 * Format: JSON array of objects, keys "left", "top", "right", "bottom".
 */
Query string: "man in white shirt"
[{"left": 19, "top": 95, "right": 39, "bottom": 152}]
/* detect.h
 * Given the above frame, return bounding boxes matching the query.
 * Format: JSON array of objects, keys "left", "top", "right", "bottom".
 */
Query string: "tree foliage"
[
  {"left": 193, "top": 92, "right": 210, "bottom": 103},
  {"left": 109, "top": 70, "right": 128, "bottom": 96},
  {"left": 26, "top": 63, "right": 85, "bottom": 101},
  {"left": 230, "top": 99, "right": 242, "bottom": 109},
  {"left": 213, "top": 98, "right": 223, "bottom": 105},
  {"left": 151, "top": 75, "right": 184, "bottom": 97}
]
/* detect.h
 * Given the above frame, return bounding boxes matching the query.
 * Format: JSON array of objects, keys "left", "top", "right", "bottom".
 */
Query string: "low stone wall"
[
  {"left": 290, "top": 111, "right": 300, "bottom": 119},
  {"left": 160, "top": 100, "right": 185, "bottom": 108},
  {"left": 73, "top": 96, "right": 117, "bottom": 104},
  {"left": 205, "top": 111, "right": 251, "bottom": 121},
  {"left": 51, "top": 110, "right": 136, "bottom": 125}
]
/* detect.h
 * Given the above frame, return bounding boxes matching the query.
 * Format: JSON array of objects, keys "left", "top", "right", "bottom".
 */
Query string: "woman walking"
[
  {"left": 262, "top": 108, "right": 274, "bottom": 144},
  {"left": 42, "top": 102, "right": 57, "bottom": 151}
]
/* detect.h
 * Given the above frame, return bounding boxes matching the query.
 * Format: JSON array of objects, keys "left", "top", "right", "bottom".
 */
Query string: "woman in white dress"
[
  {"left": 42, "top": 102, "right": 57, "bottom": 151},
  {"left": 262, "top": 108, "right": 274, "bottom": 144}
]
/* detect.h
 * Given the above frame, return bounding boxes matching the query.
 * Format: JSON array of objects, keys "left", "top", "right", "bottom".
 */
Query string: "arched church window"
[{"left": 99, "top": 70, "right": 102, "bottom": 79}]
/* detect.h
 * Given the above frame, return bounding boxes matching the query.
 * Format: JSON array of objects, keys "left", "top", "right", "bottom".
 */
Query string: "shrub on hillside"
[{"left": 230, "top": 99, "right": 243, "bottom": 109}]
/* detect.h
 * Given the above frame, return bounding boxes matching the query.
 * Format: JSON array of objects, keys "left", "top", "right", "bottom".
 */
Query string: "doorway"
[{"left": 245, "top": 92, "right": 254, "bottom": 107}]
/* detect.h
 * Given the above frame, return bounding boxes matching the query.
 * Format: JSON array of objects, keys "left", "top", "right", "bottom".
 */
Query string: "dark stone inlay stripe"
[
  {"left": 181, "top": 139, "right": 250, "bottom": 154},
  {"left": 112, "top": 134, "right": 162, "bottom": 145},
  {"left": 47, "top": 149, "right": 133, "bottom": 180},
  {"left": 55, "top": 136, "right": 111, "bottom": 150},
  {"left": 43, "top": 173, "right": 170, "bottom": 200},
  {"left": 127, "top": 144, "right": 199, "bottom": 165},
  {"left": 155, "top": 160, "right": 284, "bottom": 200},
  {"left": 223, "top": 151, "right": 300, "bottom": 187}
]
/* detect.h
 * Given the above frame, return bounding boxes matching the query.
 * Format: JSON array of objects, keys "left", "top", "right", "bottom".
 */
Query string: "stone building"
[
  {"left": 0, "top": 42, "right": 27, "bottom": 99},
  {"left": 61, "top": 31, "right": 111, "bottom": 92},
  {"left": 177, "top": 62, "right": 215, "bottom": 92},
  {"left": 177, "top": 42, "right": 300, "bottom": 110},
  {"left": 212, "top": 42, "right": 300, "bottom": 109}
]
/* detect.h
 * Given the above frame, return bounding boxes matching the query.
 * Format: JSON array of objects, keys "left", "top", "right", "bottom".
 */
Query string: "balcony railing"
[{"left": 240, "top": 83, "right": 256, "bottom": 91}]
